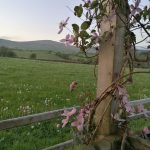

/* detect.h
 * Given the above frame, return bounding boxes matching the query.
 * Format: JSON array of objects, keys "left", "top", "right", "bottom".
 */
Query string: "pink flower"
[
  {"left": 60, "top": 34, "right": 75, "bottom": 46},
  {"left": 122, "top": 95, "right": 129, "bottom": 105},
  {"left": 71, "top": 113, "right": 84, "bottom": 131},
  {"left": 137, "top": 104, "right": 148, "bottom": 117},
  {"left": 62, "top": 117, "right": 69, "bottom": 128},
  {"left": 80, "top": 105, "right": 90, "bottom": 116},
  {"left": 82, "top": 0, "right": 91, "bottom": 4},
  {"left": 61, "top": 108, "right": 77, "bottom": 117},
  {"left": 117, "top": 86, "right": 127, "bottom": 96},
  {"left": 117, "top": 86, "right": 134, "bottom": 114},
  {"left": 125, "top": 103, "right": 134, "bottom": 113},
  {"left": 111, "top": 113, "right": 126, "bottom": 122},
  {"left": 61, "top": 108, "right": 77, "bottom": 128},
  {"left": 58, "top": 17, "right": 70, "bottom": 34},
  {"left": 122, "top": 96, "right": 134, "bottom": 114},
  {"left": 130, "top": 0, "right": 142, "bottom": 16},
  {"left": 69, "top": 81, "right": 77, "bottom": 92},
  {"left": 91, "top": 32, "right": 99, "bottom": 43},
  {"left": 143, "top": 127, "right": 150, "bottom": 135}
]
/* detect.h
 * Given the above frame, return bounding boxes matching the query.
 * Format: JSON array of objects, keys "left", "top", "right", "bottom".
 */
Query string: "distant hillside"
[
  {"left": 136, "top": 46, "right": 150, "bottom": 52},
  {"left": 0, "top": 39, "right": 80, "bottom": 54}
]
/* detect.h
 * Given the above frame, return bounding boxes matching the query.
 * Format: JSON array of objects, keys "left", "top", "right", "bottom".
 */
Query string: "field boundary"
[
  {"left": 1, "top": 56, "right": 94, "bottom": 65},
  {"left": 0, "top": 107, "right": 80, "bottom": 131},
  {"left": 0, "top": 98, "right": 150, "bottom": 150}
]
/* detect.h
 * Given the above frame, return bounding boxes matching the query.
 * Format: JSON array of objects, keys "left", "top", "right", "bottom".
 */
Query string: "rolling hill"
[{"left": 0, "top": 39, "right": 80, "bottom": 54}]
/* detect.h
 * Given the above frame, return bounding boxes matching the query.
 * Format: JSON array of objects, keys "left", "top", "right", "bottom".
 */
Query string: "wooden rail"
[
  {"left": 130, "top": 98, "right": 150, "bottom": 106},
  {"left": 42, "top": 139, "right": 74, "bottom": 150},
  {"left": 128, "top": 111, "right": 150, "bottom": 120},
  {"left": 0, "top": 99, "right": 150, "bottom": 131},
  {"left": 0, "top": 107, "right": 79, "bottom": 131},
  {"left": 0, "top": 98, "right": 149, "bottom": 150}
]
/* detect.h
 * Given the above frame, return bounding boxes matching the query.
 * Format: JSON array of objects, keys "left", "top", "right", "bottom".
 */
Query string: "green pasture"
[
  {"left": 13, "top": 49, "right": 91, "bottom": 63},
  {"left": 0, "top": 57, "right": 150, "bottom": 150},
  {"left": 13, "top": 50, "right": 66, "bottom": 61}
]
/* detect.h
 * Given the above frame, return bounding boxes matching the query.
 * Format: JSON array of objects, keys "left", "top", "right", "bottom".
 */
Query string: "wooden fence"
[{"left": 0, "top": 98, "right": 150, "bottom": 150}]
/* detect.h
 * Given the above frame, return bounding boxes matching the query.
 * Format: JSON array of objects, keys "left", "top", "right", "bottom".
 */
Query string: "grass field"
[
  {"left": 0, "top": 57, "right": 150, "bottom": 150},
  {"left": 13, "top": 49, "right": 94, "bottom": 64}
]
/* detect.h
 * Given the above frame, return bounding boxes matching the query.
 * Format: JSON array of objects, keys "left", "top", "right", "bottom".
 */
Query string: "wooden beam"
[
  {"left": 42, "top": 139, "right": 74, "bottom": 150},
  {"left": 0, "top": 97, "right": 149, "bottom": 131},
  {"left": 127, "top": 136, "right": 150, "bottom": 150},
  {"left": 130, "top": 98, "right": 150, "bottom": 106},
  {"left": 96, "top": 1, "right": 127, "bottom": 135},
  {"left": 128, "top": 111, "right": 150, "bottom": 120},
  {"left": 0, "top": 107, "right": 79, "bottom": 131}
]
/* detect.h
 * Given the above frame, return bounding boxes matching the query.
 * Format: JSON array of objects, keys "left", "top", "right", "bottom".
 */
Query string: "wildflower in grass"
[
  {"left": 19, "top": 105, "right": 32, "bottom": 115},
  {"left": 58, "top": 17, "right": 70, "bottom": 34},
  {"left": 66, "top": 98, "right": 70, "bottom": 101},
  {"left": 27, "top": 132, "right": 30, "bottom": 136},
  {"left": 3, "top": 107, "right": 8, "bottom": 111},
  {"left": 69, "top": 81, "right": 77, "bottom": 92},
  {"left": 56, "top": 124, "right": 61, "bottom": 128},
  {"left": 31, "top": 125, "right": 34, "bottom": 129}
]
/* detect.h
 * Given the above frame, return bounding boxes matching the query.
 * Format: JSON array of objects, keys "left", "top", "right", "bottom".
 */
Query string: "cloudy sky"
[{"left": 0, "top": 0, "right": 149, "bottom": 47}]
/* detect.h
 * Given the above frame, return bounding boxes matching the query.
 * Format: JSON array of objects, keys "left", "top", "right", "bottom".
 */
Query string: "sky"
[
  {"left": 0, "top": 0, "right": 81, "bottom": 42},
  {"left": 0, "top": 0, "right": 149, "bottom": 47}
]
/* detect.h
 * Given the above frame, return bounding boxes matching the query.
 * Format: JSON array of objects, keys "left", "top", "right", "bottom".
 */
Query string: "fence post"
[{"left": 94, "top": 1, "right": 128, "bottom": 149}]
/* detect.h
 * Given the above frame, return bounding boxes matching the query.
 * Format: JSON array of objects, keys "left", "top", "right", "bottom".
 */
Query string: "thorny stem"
[
  {"left": 90, "top": 98, "right": 113, "bottom": 143},
  {"left": 61, "top": 0, "right": 150, "bottom": 144},
  {"left": 136, "top": 36, "right": 149, "bottom": 44},
  {"left": 87, "top": 70, "right": 150, "bottom": 142}
]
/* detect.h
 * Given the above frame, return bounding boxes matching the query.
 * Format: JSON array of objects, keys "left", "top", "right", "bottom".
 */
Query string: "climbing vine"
[{"left": 58, "top": 0, "right": 150, "bottom": 146}]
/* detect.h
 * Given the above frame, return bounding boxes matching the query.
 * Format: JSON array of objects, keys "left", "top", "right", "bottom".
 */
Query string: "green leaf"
[
  {"left": 147, "top": 45, "right": 150, "bottom": 49},
  {"left": 86, "top": 12, "right": 89, "bottom": 19},
  {"left": 91, "top": 30, "right": 96, "bottom": 33},
  {"left": 74, "top": 5, "right": 83, "bottom": 17},
  {"left": 90, "top": 0, "right": 98, "bottom": 9},
  {"left": 80, "top": 30, "right": 90, "bottom": 38},
  {"left": 83, "top": 3, "right": 90, "bottom": 8},
  {"left": 135, "top": 14, "right": 141, "bottom": 22},
  {"left": 130, "top": 31, "right": 136, "bottom": 43},
  {"left": 81, "top": 21, "right": 91, "bottom": 30},
  {"left": 72, "top": 24, "right": 79, "bottom": 33},
  {"left": 146, "top": 25, "right": 150, "bottom": 30}
]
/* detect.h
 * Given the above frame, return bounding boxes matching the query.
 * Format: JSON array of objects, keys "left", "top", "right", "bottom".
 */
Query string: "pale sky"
[
  {"left": 0, "top": 0, "right": 149, "bottom": 47},
  {"left": 0, "top": 0, "right": 81, "bottom": 41}
]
